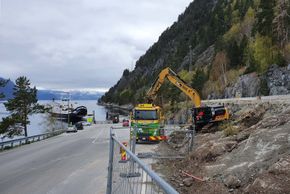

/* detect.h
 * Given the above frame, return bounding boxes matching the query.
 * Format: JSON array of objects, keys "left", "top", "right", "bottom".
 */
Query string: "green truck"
[{"left": 130, "top": 104, "right": 166, "bottom": 142}]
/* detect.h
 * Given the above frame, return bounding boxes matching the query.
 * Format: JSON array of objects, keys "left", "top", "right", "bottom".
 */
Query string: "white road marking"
[{"left": 92, "top": 127, "right": 105, "bottom": 144}]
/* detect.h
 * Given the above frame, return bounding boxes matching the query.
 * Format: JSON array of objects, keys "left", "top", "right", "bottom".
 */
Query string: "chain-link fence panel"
[{"left": 107, "top": 127, "right": 178, "bottom": 194}]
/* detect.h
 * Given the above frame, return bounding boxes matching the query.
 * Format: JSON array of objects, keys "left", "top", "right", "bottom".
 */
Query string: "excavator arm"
[{"left": 147, "top": 67, "right": 201, "bottom": 107}]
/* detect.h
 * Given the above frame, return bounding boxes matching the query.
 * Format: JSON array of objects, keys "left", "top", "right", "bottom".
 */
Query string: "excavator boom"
[{"left": 147, "top": 68, "right": 201, "bottom": 107}]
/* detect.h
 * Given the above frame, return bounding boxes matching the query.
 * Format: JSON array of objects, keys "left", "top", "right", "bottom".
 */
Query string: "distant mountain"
[
  {"left": 0, "top": 77, "right": 103, "bottom": 100},
  {"left": 37, "top": 90, "right": 104, "bottom": 100},
  {"left": 0, "top": 78, "right": 14, "bottom": 100}
]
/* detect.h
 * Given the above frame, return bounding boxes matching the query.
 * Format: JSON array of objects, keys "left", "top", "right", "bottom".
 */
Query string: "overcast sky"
[{"left": 0, "top": 0, "right": 192, "bottom": 92}]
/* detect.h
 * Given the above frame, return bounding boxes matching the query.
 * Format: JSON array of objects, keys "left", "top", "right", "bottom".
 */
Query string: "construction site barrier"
[{"left": 106, "top": 127, "right": 179, "bottom": 194}]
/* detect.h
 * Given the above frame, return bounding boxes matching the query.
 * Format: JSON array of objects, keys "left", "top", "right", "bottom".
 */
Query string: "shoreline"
[{"left": 97, "top": 102, "right": 133, "bottom": 115}]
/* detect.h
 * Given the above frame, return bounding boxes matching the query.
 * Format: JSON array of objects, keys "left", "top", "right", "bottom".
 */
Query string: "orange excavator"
[{"left": 146, "top": 67, "right": 229, "bottom": 130}]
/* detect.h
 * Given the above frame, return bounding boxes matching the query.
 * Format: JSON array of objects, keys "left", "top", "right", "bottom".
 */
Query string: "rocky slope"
[
  {"left": 155, "top": 100, "right": 290, "bottom": 194},
  {"left": 225, "top": 64, "right": 290, "bottom": 98}
]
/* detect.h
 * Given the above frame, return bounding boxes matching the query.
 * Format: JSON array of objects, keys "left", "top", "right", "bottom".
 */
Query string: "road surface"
[
  {"left": 0, "top": 124, "right": 122, "bottom": 194},
  {"left": 0, "top": 123, "right": 159, "bottom": 194}
]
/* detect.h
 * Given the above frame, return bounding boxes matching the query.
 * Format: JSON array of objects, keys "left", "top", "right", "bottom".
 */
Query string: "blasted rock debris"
[{"left": 155, "top": 102, "right": 290, "bottom": 194}]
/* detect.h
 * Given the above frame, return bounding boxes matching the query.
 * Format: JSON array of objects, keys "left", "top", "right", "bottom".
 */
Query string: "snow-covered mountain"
[{"left": 37, "top": 90, "right": 104, "bottom": 100}]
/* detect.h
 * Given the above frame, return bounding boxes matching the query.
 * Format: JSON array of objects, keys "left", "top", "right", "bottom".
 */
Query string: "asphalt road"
[{"left": 0, "top": 124, "right": 125, "bottom": 194}]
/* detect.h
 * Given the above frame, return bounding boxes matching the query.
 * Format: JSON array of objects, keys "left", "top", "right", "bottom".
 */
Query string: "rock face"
[
  {"left": 194, "top": 45, "right": 215, "bottom": 69},
  {"left": 266, "top": 64, "right": 290, "bottom": 95},
  {"left": 224, "top": 73, "right": 260, "bottom": 98},
  {"left": 224, "top": 64, "right": 290, "bottom": 98}
]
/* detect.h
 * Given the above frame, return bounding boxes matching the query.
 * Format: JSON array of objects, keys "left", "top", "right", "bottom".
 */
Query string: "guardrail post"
[{"left": 106, "top": 127, "right": 114, "bottom": 194}]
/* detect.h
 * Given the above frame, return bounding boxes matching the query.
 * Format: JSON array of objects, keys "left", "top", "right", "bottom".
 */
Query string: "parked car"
[
  {"left": 122, "top": 119, "right": 129, "bottom": 127},
  {"left": 75, "top": 122, "right": 84, "bottom": 130},
  {"left": 66, "top": 125, "right": 77, "bottom": 133},
  {"left": 106, "top": 112, "right": 119, "bottom": 123}
]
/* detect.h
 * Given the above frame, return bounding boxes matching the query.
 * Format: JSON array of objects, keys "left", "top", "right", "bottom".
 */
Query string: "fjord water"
[{"left": 0, "top": 100, "right": 107, "bottom": 140}]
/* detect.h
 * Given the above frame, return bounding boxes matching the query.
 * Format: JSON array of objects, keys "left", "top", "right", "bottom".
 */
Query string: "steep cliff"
[{"left": 100, "top": 0, "right": 290, "bottom": 105}]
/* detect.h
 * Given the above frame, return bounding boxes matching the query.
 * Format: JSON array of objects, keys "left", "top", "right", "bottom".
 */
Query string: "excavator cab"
[
  {"left": 192, "top": 107, "right": 212, "bottom": 130},
  {"left": 193, "top": 105, "right": 229, "bottom": 130}
]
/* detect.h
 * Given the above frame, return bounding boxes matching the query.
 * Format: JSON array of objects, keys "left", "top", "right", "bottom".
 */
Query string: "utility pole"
[{"left": 186, "top": 45, "right": 193, "bottom": 123}]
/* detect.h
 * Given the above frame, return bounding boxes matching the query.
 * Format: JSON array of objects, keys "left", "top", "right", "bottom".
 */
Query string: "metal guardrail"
[
  {"left": 202, "top": 94, "right": 290, "bottom": 104},
  {"left": 0, "top": 130, "right": 65, "bottom": 151},
  {"left": 106, "top": 127, "right": 179, "bottom": 194}
]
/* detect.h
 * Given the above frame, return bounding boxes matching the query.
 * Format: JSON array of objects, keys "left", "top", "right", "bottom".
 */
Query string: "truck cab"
[{"left": 130, "top": 104, "right": 165, "bottom": 142}]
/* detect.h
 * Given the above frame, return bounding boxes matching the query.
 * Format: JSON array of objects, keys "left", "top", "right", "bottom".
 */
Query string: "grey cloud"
[{"left": 0, "top": 0, "right": 192, "bottom": 91}]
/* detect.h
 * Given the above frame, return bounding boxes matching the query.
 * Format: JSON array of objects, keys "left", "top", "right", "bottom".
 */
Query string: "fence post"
[
  {"left": 131, "top": 126, "right": 137, "bottom": 154},
  {"left": 106, "top": 127, "right": 114, "bottom": 194},
  {"left": 128, "top": 126, "right": 137, "bottom": 174}
]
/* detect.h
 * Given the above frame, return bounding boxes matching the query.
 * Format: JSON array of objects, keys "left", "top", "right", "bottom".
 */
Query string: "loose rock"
[
  {"left": 223, "top": 175, "right": 241, "bottom": 189},
  {"left": 183, "top": 177, "right": 194, "bottom": 187}
]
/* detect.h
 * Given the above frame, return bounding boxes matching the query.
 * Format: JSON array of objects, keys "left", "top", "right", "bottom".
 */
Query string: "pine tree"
[
  {"left": 255, "top": 0, "right": 275, "bottom": 36},
  {"left": 273, "top": 0, "right": 289, "bottom": 48},
  {"left": 227, "top": 41, "right": 243, "bottom": 68},
  {"left": 3, "top": 76, "right": 44, "bottom": 138}
]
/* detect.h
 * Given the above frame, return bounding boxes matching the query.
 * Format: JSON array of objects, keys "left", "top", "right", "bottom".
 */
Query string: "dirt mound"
[{"left": 235, "top": 104, "right": 267, "bottom": 128}]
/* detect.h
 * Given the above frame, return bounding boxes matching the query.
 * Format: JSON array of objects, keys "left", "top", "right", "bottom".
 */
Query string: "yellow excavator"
[{"left": 146, "top": 67, "right": 229, "bottom": 130}]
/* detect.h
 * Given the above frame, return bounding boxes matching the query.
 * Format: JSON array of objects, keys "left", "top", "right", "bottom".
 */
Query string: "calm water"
[{"left": 0, "top": 100, "right": 108, "bottom": 140}]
